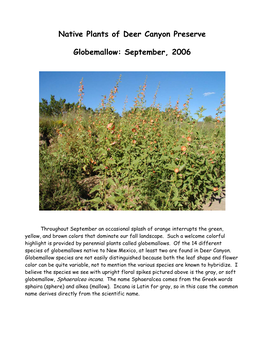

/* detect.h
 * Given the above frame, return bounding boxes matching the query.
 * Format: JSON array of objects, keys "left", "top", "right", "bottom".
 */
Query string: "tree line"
[{"left": 39, "top": 95, "right": 224, "bottom": 122}]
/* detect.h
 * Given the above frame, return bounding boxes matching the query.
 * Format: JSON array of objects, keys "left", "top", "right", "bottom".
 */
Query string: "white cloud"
[{"left": 203, "top": 92, "right": 215, "bottom": 96}]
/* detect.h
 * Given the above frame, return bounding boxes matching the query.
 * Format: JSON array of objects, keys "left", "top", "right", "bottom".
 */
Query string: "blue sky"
[{"left": 39, "top": 72, "right": 225, "bottom": 119}]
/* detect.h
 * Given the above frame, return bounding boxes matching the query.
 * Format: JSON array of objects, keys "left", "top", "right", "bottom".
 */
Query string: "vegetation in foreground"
[{"left": 39, "top": 76, "right": 225, "bottom": 210}]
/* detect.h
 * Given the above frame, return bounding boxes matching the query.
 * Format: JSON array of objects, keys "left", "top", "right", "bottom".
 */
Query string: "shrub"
[{"left": 39, "top": 77, "right": 225, "bottom": 210}]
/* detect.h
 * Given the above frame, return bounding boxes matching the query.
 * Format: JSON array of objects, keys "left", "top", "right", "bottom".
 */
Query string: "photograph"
[{"left": 39, "top": 71, "right": 225, "bottom": 211}]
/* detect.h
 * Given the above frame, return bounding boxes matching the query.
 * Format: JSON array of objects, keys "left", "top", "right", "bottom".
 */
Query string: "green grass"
[{"left": 39, "top": 79, "right": 225, "bottom": 210}]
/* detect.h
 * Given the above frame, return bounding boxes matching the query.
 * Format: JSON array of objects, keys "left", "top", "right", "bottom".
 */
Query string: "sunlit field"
[{"left": 39, "top": 76, "right": 225, "bottom": 210}]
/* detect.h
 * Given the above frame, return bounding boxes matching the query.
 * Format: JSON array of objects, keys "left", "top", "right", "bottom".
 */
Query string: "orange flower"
[
  {"left": 132, "top": 140, "right": 136, "bottom": 144},
  {"left": 187, "top": 136, "right": 191, "bottom": 142},
  {"left": 213, "top": 187, "right": 218, "bottom": 192},
  {"left": 107, "top": 122, "right": 115, "bottom": 130},
  {"left": 132, "top": 128, "right": 136, "bottom": 133},
  {"left": 174, "top": 168, "right": 179, "bottom": 173},
  {"left": 181, "top": 146, "right": 187, "bottom": 152},
  {"left": 211, "top": 150, "right": 215, "bottom": 154}
]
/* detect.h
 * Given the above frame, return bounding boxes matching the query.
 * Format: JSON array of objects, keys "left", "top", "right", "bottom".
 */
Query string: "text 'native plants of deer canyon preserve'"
[{"left": 58, "top": 30, "right": 206, "bottom": 39}]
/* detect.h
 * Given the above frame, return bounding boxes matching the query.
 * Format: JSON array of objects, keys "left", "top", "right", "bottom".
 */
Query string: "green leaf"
[
  {"left": 156, "top": 190, "right": 167, "bottom": 198},
  {"left": 172, "top": 186, "right": 178, "bottom": 196},
  {"left": 89, "top": 197, "right": 102, "bottom": 204},
  {"left": 107, "top": 178, "right": 116, "bottom": 187},
  {"left": 160, "top": 155, "right": 169, "bottom": 162},
  {"left": 132, "top": 159, "right": 140, "bottom": 167},
  {"left": 172, "top": 195, "right": 179, "bottom": 203},
  {"left": 107, "top": 196, "right": 116, "bottom": 205},
  {"left": 98, "top": 148, "right": 107, "bottom": 156},
  {"left": 130, "top": 176, "right": 144, "bottom": 182},
  {"left": 175, "top": 181, "right": 182, "bottom": 188},
  {"left": 179, "top": 164, "right": 186, "bottom": 172},
  {"left": 149, "top": 200, "right": 158, "bottom": 210},
  {"left": 166, "top": 161, "right": 177, "bottom": 171},
  {"left": 90, "top": 184, "right": 101, "bottom": 194},
  {"left": 107, "top": 159, "right": 115, "bottom": 165}
]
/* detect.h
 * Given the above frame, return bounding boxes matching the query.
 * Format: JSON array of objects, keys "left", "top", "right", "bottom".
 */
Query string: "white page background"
[{"left": 1, "top": 1, "right": 263, "bottom": 340}]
